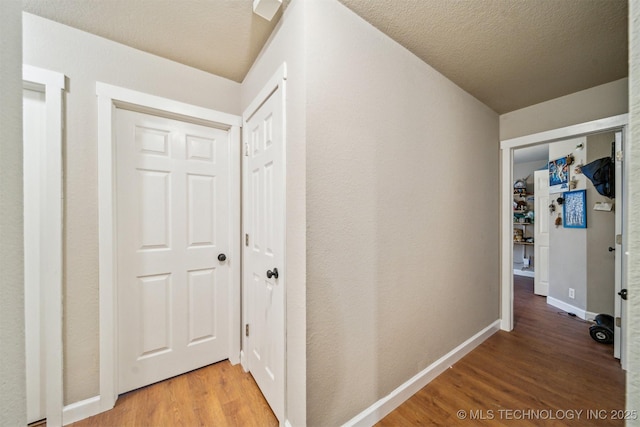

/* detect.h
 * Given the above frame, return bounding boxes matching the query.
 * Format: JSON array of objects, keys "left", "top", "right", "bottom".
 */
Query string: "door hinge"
[
  {"left": 616, "top": 317, "right": 621, "bottom": 327},
  {"left": 245, "top": 324, "right": 250, "bottom": 337},
  {"left": 245, "top": 233, "right": 249, "bottom": 246},
  {"left": 244, "top": 142, "right": 249, "bottom": 157},
  {"left": 616, "top": 150, "right": 624, "bottom": 162}
]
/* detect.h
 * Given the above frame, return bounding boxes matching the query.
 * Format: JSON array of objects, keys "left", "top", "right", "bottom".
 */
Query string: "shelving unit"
[{"left": 513, "top": 188, "right": 535, "bottom": 278}]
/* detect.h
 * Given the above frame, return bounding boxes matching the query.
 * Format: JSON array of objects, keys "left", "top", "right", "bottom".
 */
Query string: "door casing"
[
  {"left": 22, "top": 64, "right": 65, "bottom": 427},
  {"left": 500, "top": 115, "right": 629, "bottom": 357},
  {"left": 97, "top": 83, "right": 242, "bottom": 413}
]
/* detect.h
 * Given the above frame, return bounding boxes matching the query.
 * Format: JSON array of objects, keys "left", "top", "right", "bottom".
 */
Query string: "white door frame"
[
  {"left": 500, "top": 114, "right": 629, "bottom": 331},
  {"left": 240, "top": 63, "right": 288, "bottom": 419},
  {"left": 96, "top": 83, "right": 242, "bottom": 412},
  {"left": 22, "top": 64, "right": 65, "bottom": 427}
]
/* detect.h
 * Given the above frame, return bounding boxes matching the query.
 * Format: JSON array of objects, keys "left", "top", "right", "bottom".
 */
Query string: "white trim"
[
  {"left": 546, "top": 297, "right": 588, "bottom": 320},
  {"left": 228, "top": 124, "right": 242, "bottom": 365},
  {"left": 243, "top": 63, "right": 287, "bottom": 121},
  {"left": 500, "top": 114, "right": 628, "bottom": 332},
  {"left": 501, "top": 115, "right": 629, "bottom": 149},
  {"left": 62, "top": 396, "right": 102, "bottom": 426},
  {"left": 97, "top": 83, "right": 242, "bottom": 415},
  {"left": 95, "top": 83, "right": 241, "bottom": 128},
  {"left": 500, "top": 146, "right": 514, "bottom": 331},
  {"left": 513, "top": 269, "right": 535, "bottom": 278},
  {"left": 23, "top": 64, "right": 65, "bottom": 427},
  {"left": 342, "top": 320, "right": 500, "bottom": 427},
  {"left": 585, "top": 311, "right": 599, "bottom": 322}
]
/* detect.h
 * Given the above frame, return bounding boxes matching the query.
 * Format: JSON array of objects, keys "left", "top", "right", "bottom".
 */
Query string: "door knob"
[
  {"left": 608, "top": 247, "right": 615, "bottom": 252},
  {"left": 218, "top": 253, "right": 226, "bottom": 262},
  {"left": 618, "top": 289, "right": 628, "bottom": 300},
  {"left": 266, "top": 268, "right": 279, "bottom": 279}
]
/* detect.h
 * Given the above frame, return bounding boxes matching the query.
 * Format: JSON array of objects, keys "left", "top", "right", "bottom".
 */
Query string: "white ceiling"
[{"left": 22, "top": 0, "right": 628, "bottom": 114}]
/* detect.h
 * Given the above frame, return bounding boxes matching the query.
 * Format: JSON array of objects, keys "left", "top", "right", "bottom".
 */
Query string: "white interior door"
[
  {"left": 243, "top": 84, "right": 285, "bottom": 421},
  {"left": 116, "top": 108, "right": 232, "bottom": 393},
  {"left": 534, "top": 169, "right": 550, "bottom": 296},
  {"left": 24, "top": 87, "right": 46, "bottom": 424},
  {"left": 614, "top": 130, "right": 625, "bottom": 366}
]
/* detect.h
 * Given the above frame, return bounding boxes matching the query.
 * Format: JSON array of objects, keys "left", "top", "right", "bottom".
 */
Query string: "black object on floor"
[{"left": 589, "top": 314, "right": 614, "bottom": 344}]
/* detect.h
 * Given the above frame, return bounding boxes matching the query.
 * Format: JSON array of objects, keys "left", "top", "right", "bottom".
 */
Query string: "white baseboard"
[
  {"left": 547, "top": 297, "right": 587, "bottom": 320},
  {"left": 585, "top": 311, "right": 599, "bottom": 322},
  {"left": 62, "top": 396, "right": 103, "bottom": 426},
  {"left": 342, "top": 319, "right": 501, "bottom": 427},
  {"left": 513, "top": 268, "right": 535, "bottom": 278}
]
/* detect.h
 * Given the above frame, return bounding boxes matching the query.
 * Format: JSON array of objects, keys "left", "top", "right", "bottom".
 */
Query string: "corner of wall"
[
  {"left": 0, "top": 1, "right": 26, "bottom": 426},
  {"left": 625, "top": 0, "right": 640, "bottom": 414}
]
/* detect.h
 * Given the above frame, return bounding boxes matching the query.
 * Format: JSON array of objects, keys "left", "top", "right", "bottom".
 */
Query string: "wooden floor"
[
  {"left": 378, "top": 275, "right": 626, "bottom": 426},
  {"left": 69, "top": 276, "right": 624, "bottom": 426},
  {"left": 69, "top": 361, "right": 278, "bottom": 427}
]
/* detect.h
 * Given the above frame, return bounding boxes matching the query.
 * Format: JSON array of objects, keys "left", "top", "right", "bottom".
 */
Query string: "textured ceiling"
[
  {"left": 22, "top": 0, "right": 291, "bottom": 83},
  {"left": 22, "top": 0, "right": 628, "bottom": 114},
  {"left": 339, "top": 0, "right": 628, "bottom": 113}
]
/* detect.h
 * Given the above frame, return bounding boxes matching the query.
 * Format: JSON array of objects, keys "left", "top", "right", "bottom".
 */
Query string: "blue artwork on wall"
[
  {"left": 549, "top": 157, "right": 569, "bottom": 194},
  {"left": 563, "top": 190, "right": 586, "bottom": 228}
]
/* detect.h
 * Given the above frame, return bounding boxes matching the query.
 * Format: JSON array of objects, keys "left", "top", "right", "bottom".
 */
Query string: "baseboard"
[
  {"left": 342, "top": 319, "right": 501, "bottom": 427},
  {"left": 62, "top": 396, "right": 103, "bottom": 425},
  {"left": 585, "top": 311, "right": 599, "bottom": 322},
  {"left": 513, "top": 268, "right": 535, "bottom": 278},
  {"left": 547, "top": 297, "right": 587, "bottom": 320}
]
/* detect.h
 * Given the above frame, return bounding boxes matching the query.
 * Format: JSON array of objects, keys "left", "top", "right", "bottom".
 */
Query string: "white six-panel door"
[
  {"left": 116, "top": 108, "right": 231, "bottom": 393},
  {"left": 244, "top": 84, "right": 285, "bottom": 421},
  {"left": 534, "top": 169, "right": 550, "bottom": 296}
]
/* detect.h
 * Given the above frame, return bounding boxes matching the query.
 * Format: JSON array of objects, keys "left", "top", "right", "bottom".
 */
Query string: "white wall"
[
  {"left": 626, "top": 0, "right": 640, "bottom": 418},
  {"left": 500, "top": 78, "right": 628, "bottom": 140},
  {"left": 23, "top": 13, "right": 241, "bottom": 405},
  {"left": 548, "top": 137, "right": 588, "bottom": 311},
  {"left": 0, "top": 2, "right": 26, "bottom": 426},
  {"left": 240, "top": 1, "right": 307, "bottom": 425},
  {"left": 304, "top": 1, "right": 499, "bottom": 425}
]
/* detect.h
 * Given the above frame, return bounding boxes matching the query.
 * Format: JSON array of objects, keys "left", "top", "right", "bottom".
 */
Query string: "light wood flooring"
[
  {"left": 69, "top": 276, "right": 624, "bottom": 426},
  {"left": 69, "top": 361, "right": 278, "bottom": 427},
  {"left": 378, "top": 275, "right": 626, "bottom": 426}
]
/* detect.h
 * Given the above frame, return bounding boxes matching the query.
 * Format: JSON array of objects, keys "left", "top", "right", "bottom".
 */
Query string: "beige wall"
[
  {"left": 23, "top": 13, "right": 241, "bottom": 404},
  {"left": 305, "top": 1, "right": 499, "bottom": 425},
  {"left": 0, "top": 2, "right": 26, "bottom": 426},
  {"left": 500, "top": 78, "right": 628, "bottom": 140},
  {"left": 241, "top": 1, "right": 307, "bottom": 424},
  {"left": 548, "top": 138, "right": 588, "bottom": 310},
  {"left": 626, "top": 0, "right": 640, "bottom": 419}
]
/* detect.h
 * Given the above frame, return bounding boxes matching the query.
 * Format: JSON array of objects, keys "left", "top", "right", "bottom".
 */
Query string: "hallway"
[{"left": 378, "top": 276, "right": 625, "bottom": 426}]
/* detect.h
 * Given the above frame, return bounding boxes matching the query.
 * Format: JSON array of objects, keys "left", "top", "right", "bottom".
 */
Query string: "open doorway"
[
  {"left": 512, "top": 133, "right": 617, "bottom": 342},
  {"left": 500, "top": 115, "right": 628, "bottom": 368}
]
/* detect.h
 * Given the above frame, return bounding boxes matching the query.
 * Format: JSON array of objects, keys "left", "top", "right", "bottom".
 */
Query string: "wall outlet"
[{"left": 569, "top": 288, "right": 575, "bottom": 299}]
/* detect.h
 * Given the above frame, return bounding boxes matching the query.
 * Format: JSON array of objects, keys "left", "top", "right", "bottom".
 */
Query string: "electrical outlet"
[{"left": 569, "top": 288, "right": 575, "bottom": 299}]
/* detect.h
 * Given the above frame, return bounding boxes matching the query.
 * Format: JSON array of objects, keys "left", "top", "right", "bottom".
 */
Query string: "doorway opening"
[{"left": 500, "top": 114, "right": 628, "bottom": 369}]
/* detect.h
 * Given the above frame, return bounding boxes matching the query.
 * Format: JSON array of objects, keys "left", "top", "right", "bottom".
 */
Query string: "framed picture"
[
  {"left": 549, "top": 157, "right": 569, "bottom": 194},
  {"left": 563, "top": 190, "right": 586, "bottom": 228}
]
